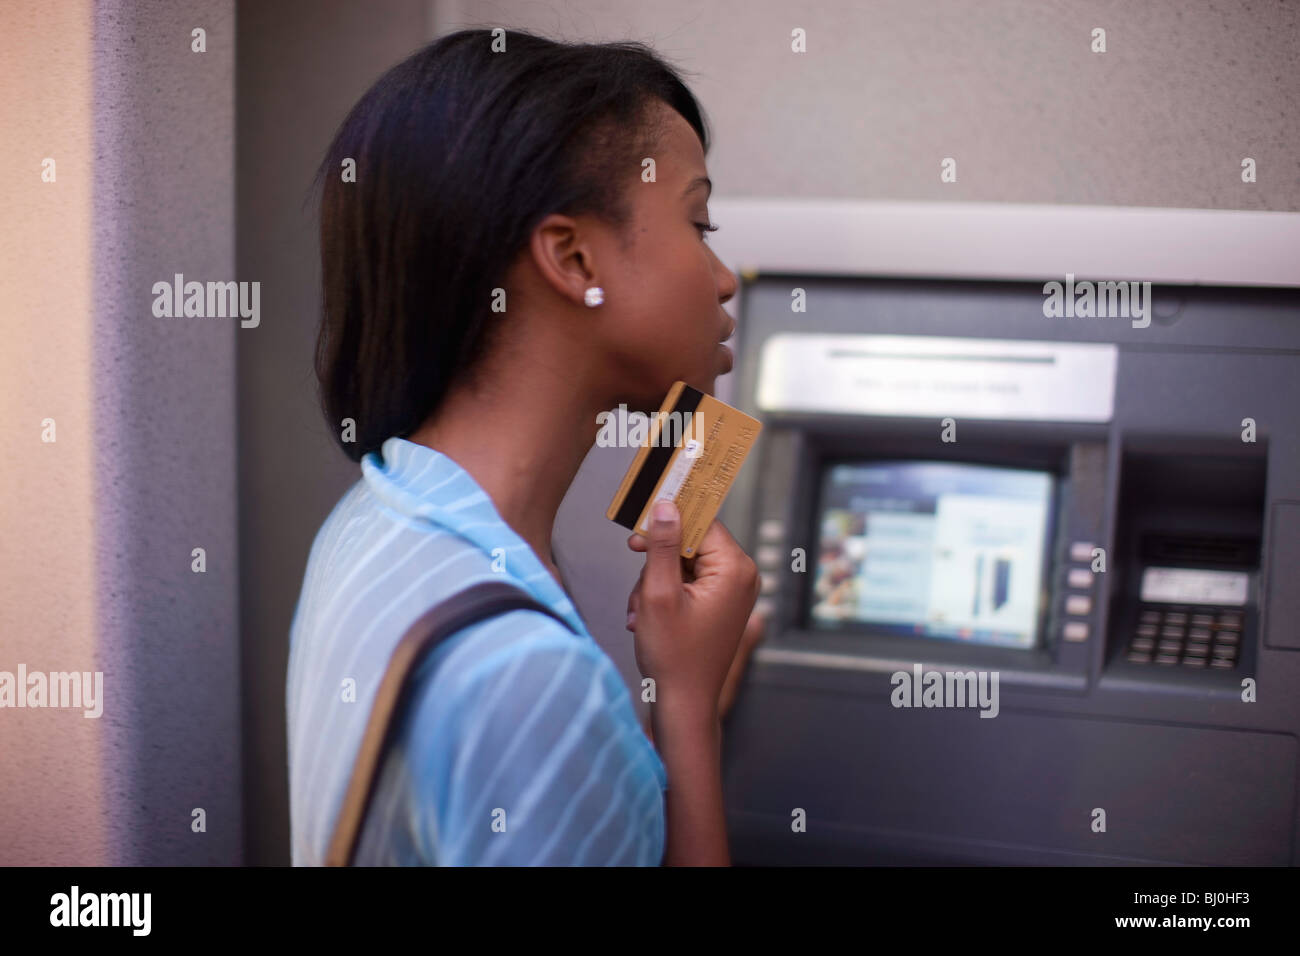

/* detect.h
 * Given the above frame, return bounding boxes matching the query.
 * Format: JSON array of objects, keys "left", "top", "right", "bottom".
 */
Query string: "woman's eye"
[{"left": 694, "top": 221, "right": 719, "bottom": 239}]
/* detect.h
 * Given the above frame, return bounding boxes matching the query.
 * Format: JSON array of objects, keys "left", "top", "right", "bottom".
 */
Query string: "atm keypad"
[{"left": 1126, "top": 605, "right": 1243, "bottom": 667}]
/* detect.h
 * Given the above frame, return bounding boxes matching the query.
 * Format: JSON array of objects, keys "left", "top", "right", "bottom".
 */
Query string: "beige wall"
[
  {"left": 0, "top": 0, "right": 106, "bottom": 865},
  {"left": 0, "top": 0, "right": 240, "bottom": 865}
]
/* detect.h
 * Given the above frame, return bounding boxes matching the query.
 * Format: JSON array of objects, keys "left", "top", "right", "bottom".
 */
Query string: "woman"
[{"left": 286, "top": 28, "right": 762, "bottom": 866}]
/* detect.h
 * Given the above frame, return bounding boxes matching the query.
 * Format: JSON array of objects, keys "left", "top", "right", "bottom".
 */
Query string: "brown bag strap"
[{"left": 324, "top": 579, "right": 578, "bottom": 866}]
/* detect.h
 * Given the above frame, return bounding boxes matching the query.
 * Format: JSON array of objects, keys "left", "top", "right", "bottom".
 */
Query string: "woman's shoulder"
[
  {"left": 295, "top": 479, "right": 489, "bottom": 623},
  {"left": 286, "top": 480, "right": 500, "bottom": 730}
]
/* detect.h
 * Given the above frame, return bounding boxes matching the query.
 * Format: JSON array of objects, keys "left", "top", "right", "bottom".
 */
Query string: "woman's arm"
[
  {"left": 640, "top": 609, "right": 766, "bottom": 864},
  {"left": 653, "top": 699, "right": 728, "bottom": 866},
  {"left": 417, "top": 623, "right": 667, "bottom": 866}
]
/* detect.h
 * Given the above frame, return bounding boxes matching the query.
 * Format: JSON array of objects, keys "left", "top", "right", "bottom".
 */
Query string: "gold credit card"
[{"left": 606, "top": 381, "right": 763, "bottom": 558}]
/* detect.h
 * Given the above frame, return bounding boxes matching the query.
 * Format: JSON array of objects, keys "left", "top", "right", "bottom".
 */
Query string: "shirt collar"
[{"left": 360, "top": 437, "right": 587, "bottom": 637}]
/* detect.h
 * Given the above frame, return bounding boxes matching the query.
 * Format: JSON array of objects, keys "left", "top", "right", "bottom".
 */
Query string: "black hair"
[{"left": 313, "top": 28, "right": 710, "bottom": 462}]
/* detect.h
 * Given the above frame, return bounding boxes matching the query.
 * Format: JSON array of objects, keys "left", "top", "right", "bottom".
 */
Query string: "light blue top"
[{"left": 286, "top": 437, "right": 668, "bottom": 865}]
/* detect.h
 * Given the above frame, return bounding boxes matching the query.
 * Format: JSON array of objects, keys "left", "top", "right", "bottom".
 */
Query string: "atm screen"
[{"left": 809, "top": 461, "right": 1054, "bottom": 648}]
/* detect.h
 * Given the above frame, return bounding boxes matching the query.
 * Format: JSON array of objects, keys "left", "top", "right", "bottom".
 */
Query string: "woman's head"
[{"left": 315, "top": 28, "right": 737, "bottom": 462}]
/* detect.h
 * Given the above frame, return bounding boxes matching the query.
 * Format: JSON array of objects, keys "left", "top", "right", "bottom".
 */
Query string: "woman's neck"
[{"left": 406, "top": 366, "right": 608, "bottom": 590}]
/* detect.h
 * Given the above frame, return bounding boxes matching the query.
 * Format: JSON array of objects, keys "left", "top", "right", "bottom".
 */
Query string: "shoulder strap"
[{"left": 324, "top": 579, "right": 579, "bottom": 866}]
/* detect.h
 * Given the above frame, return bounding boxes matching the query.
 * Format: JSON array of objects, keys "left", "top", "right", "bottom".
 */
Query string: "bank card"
[{"left": 606, "top": 380, "right": 762, "bottom": 558}]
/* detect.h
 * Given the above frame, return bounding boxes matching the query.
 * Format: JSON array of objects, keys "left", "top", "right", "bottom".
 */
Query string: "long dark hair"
[{"left": 313, "top": 28, "right": 710, "bottom": 461}]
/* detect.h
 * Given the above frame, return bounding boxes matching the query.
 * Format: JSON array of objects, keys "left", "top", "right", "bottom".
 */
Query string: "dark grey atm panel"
[{"left": 719, "top": 276, "right": 1300, "bottom": 866}]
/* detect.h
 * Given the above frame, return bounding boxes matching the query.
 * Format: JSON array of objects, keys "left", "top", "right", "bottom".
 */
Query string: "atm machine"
[{"left": 716, "top": 263, "right": 1300, "bottom": 865}]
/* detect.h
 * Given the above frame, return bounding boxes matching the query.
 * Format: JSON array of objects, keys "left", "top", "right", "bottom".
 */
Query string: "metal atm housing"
[{"left": 718, "top": 274, "right": 1300, "bottom": 865}]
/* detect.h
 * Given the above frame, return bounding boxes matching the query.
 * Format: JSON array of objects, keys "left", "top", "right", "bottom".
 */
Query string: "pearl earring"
[{"left": 584, "top": 286, "right": 605, "bottom": 308}]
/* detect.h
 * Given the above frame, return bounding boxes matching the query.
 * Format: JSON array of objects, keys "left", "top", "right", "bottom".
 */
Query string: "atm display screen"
[{"left": 809, "top": 461, "right": 1054, "bottom": 648}]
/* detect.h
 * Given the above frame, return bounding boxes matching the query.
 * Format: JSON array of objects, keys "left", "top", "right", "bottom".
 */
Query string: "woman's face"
[{"left": 592, "top": 103, "right": 739, "bottom": 414}]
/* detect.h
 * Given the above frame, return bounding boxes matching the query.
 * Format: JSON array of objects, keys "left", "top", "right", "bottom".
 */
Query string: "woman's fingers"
[{"left": 628, "top": 530, "right": 697, "bottom": 582}]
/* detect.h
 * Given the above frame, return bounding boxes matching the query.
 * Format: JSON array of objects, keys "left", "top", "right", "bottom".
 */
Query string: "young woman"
[{"left": 286, "top": 28, "right": 762, "bottom": 866}]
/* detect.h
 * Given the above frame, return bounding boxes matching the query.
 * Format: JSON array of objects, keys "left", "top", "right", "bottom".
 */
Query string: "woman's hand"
[{"left": 625, "top": 504, "right": 762, "bottom": 724}]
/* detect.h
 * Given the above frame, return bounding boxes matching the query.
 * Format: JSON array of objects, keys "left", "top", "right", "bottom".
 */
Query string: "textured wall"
[
  {"left": 90, "top": 0, "right": 240, "bottom": 866},
  {"left": 432, "top": 0, "right": 1300, "bottom": 210}
]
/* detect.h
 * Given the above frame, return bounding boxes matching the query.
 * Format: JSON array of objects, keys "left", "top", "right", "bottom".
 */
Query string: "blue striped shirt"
[{"left": 286, "top": 436, "right": 668, "bottom": 865}]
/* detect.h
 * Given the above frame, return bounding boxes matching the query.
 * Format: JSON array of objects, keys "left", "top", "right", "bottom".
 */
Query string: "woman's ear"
[{"left": 527, "top": 212, "right": 601, "bottom": 310}]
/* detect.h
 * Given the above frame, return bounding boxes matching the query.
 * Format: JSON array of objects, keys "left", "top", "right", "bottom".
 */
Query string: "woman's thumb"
[{"left": 643, "top": 499, "right": 683, "bottom": 594}]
